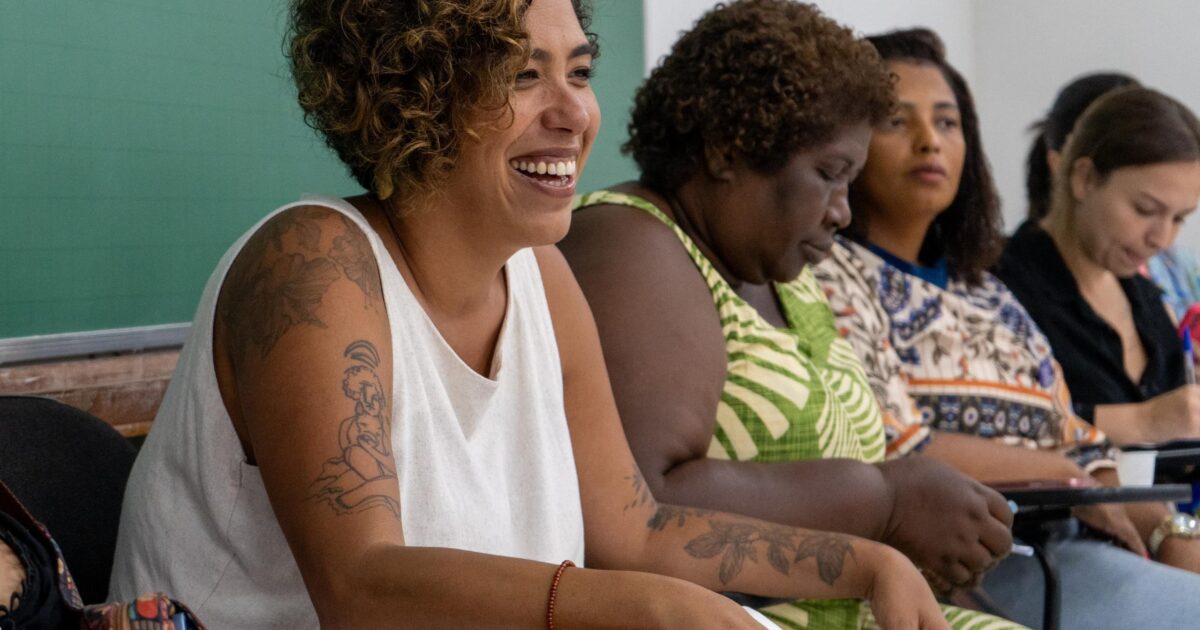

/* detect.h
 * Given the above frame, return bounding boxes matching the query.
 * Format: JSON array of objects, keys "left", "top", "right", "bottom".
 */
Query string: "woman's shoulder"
[
  {"left": 560, "top": 187, "right": 709, "bottom": 300},
  {"left": 994, "top": 222, "right": 1085, "bottom": 317},
  {"left": 996, "top": 220, "right": 1053, "bottom": 276},
  {"left": 217, "top": 198, "right": 387, "bottom": 363}
]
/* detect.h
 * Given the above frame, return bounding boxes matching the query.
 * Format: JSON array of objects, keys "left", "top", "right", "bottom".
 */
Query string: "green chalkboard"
[{"left": 0, "top": 0, "right": 642, "bottom": 339}]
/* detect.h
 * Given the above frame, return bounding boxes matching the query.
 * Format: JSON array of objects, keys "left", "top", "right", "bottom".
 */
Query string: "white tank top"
[{"left": 109, "top": 196, "right": 585, "bottom": 628}]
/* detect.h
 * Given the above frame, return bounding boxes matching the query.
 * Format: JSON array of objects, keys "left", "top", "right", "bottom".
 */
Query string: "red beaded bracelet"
[{"left": 546, "top": 559, "right": 575, "bottom": 630}]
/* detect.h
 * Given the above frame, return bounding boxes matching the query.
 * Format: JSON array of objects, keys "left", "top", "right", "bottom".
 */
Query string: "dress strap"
[{"left": 574, "top": 190, "right": 732, "bottom": 298}]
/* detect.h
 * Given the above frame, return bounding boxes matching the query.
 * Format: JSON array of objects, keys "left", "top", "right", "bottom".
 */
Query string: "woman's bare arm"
[
  {"left": 214, "top": 207, "right": 759, "bottom": 629},
  {"left": 538, "top": 245, "right": 948, "bottom": 628},
  {"left": 559, "top": 203, "right": 896, "bottom": 538}
]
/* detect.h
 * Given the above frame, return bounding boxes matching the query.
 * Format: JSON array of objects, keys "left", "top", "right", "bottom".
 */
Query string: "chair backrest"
[{"left": 0, "top": 395, "right": 137, "bottom": 604}]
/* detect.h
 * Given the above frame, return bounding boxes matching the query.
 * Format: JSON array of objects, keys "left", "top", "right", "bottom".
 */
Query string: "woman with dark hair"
[
  {"left": 1007, "top": 77, "right": 1200, "bottom": 446},
  {"left": 815, "top": 28, "right": 1099, "bottom": 465},
  {"left": 841, "top": 30, "right": 1003, "bottom": 286},
  {"left": 814, "top": 28, "right": 1200, "bottom": 629},
  {"left": 1025, "top": 73, "right": 1140, "bottom": 223},
  {"left": 106, "top": 0, "right": 948, "bottom": 628},
  {"left": 1028, "top": 73, "right": 1200, "bottom": 335},
  {"left": 560, "top": 3, "right": 1018, "bottom": 628}
]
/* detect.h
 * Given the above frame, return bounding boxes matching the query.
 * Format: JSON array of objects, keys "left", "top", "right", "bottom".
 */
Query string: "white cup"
[{"left": 1116, "top": 450, "right": 1157, "bottom": 486}]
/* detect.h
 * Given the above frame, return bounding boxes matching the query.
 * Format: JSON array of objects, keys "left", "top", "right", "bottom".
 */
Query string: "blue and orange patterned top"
[{"left": 814, "top": 237, "right": 1112, "bottom": 469}]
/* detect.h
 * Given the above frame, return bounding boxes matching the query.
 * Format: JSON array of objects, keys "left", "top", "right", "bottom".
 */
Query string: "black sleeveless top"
[{"left": 996, "top": 221, "right": 1185, "bottom": 422}]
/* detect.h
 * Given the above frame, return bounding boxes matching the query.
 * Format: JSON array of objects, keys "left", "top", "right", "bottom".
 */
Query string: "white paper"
[{"left": 743, "top": 606, "right": 783, "bottom": 629}]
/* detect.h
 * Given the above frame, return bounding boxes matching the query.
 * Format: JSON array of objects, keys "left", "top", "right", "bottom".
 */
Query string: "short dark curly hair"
[
  {"left": 288, "top": 0, "right": 595, "bottom": 202},
  {"left": 845, "top": 28, "right": 1002, "bottom": 285},
  {"left": 623, "top": 0, "right": 892, "bottom": 194}
]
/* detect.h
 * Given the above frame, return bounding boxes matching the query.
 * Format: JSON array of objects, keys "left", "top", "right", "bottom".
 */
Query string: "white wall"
[
  {"left": 643, "top": 0, "right": 1200, "bottom": 248},
  {"left": 644, "top": 1, "right": 975, "bottom": 81},
  {"left": 974, "top": 0, "right": 1200, "bottom": 247}
]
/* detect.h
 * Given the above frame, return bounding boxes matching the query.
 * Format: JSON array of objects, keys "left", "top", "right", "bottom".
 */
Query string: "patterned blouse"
[{"left": 813, "top": 237, "right": 1111, "bottom": 468}]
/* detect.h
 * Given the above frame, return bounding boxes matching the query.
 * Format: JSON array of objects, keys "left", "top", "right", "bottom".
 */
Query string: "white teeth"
[{"left": 510, "top": 159, "right": 577, "bottom": 177}]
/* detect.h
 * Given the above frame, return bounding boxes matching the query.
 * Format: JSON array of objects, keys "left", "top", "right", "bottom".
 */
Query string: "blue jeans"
[{"left": 982, "top": 536, "right": 1200, "bottom": 629}]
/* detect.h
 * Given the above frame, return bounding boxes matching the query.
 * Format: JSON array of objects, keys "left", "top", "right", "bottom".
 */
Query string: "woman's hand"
[
  {"left": 864, "top": 546, "right": 952, "bottom": 630},
  {"left": 1071, "top": 503, "right": 1148, "bottom": 557},
  {"left": 1155, "top": 535, "right": 1200, "bottom": 574},
  {"left": 1096, "top": 386, "right": 1200, "bottom": 445},
  {"left": 877, "top": 457, "right": 1013, "bottom": 592},
  {"left": 0, "top": 539, "right": 25, "bottom": 603},
  {"left": 1143, "top": 385, "right": 1200, "bottom": 443}
]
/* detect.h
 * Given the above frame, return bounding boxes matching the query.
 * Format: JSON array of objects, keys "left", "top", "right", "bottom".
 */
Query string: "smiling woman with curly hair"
[
  {"left": 560, "top": 2, "right": 1022, "bottom": 628},
  {"left": 288, "top": 0, "right": 591, "bottom": 201},
  {"left": 107, "top": 1, "right": 948, "bottom": 627}
]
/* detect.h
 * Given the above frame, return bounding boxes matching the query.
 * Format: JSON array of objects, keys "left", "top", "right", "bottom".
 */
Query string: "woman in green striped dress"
[{"left": 559, "top": 2, "right": 1022, "bottom": 628}]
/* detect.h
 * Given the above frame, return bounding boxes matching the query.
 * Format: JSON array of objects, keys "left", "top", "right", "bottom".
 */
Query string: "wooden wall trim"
[{"left": 0, "top": 350, "right": 179, "bottom": 437}]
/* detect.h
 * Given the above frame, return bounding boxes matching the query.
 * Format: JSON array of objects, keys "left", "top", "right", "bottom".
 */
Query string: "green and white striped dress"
[{"left": 575, "top": 191, "right": 1023, "bottom": 630}]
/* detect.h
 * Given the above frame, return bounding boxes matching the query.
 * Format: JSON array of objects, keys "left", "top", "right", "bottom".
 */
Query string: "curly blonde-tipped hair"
[{"left": 288, "top": 0, "right": 594, "bottom": 202}]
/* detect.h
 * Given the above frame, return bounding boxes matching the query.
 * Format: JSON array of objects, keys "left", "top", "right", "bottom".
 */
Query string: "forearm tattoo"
[
  {"left": 686, "top": 523, "right": 855, "bottom": 586},
  {"left": 310, "top": 340, "right": 400, "bottom": 519},
  {"left": 627, "top": 466, "right": 854, "bottom": 585},
  {"left": 221, "top": 208, "right": 381, "bottom": 362}
]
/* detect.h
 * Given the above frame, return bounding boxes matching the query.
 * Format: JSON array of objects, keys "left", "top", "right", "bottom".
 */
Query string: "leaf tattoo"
[
  {"left": 794, "top": 534, "right": 855, "bottom": 586},
  {"left": 623, "top": 466, "right": 713, "bottom": 529},
  {"left": 685, "top": 522, "right": 760, "bottom": 584},
  {"left": 684, "top": 520, "right": 855, "bottom": 585},
  {"left": 758, "top": 526, "right": 797, "bottom": 576},
  {"left": 647, "top": 504, "right": 715, "bottom": 531},
  {"left": 229, "top": 253, "right": 340, "bottom": 359},
  {"left": 624, "top": 467, "right": 654, "bottom": 512},
  {"left": 330, "top": 215, "right": 382, "bottom": 306},
  {"left": 261, "top": 206, "right": 327, "bottom": 253},
  {"left": 222, "top": 206, "right": 383, "bottom": 362}
]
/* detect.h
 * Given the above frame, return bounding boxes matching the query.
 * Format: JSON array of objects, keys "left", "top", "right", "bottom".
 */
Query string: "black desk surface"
[{"left": 994, "top": 482, "right": 1191, "bottom": 511}]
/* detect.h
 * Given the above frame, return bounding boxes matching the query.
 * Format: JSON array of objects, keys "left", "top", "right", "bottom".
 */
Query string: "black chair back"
[{"left": 0, "top": 395, "right": 137, "bottom": 604}]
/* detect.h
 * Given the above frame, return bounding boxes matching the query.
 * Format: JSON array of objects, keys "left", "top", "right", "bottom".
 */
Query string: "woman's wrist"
[
  {"left": 1093, "top": 402, "right": 1152, "bottom": 445},
  {"left": 858, "top": 543, "right": 913, "bottom": 601},
  {"left": 869, "top": 461, "right": 905, "bottom": 543},
  {"left": 554, "top": 567, "right": 693, "bottom": 629}
]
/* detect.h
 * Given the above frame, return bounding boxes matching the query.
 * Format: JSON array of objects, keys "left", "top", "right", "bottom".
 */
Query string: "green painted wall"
[
  {"left": 579, "top": 0, "right": 644, "bottom": 193},
  {"left": 0, "top": 0, "right": 642, "bottom": 339}
]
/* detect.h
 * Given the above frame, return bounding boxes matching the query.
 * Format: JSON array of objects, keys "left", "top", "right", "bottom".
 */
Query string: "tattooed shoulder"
[
  {"left": 220, "top": 205, "right": 385, "bottom": 362},
  {"left": 309, "top": 339, "right": 400, "bottom": 519}
]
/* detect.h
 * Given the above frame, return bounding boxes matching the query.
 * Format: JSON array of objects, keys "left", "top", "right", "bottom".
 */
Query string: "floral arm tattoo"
[
  {"left": 626, "top": 466, "right": 854, "bottom": 585},
  {"left": 221, "top": 208, "right": 381, "bottom": 363}
]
